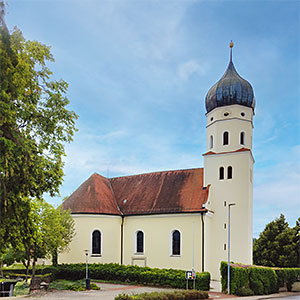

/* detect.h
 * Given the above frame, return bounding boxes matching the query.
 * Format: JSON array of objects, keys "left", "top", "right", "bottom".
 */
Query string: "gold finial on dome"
[{"left": 229, "top": 40, "right": 234, "bottom": 62}]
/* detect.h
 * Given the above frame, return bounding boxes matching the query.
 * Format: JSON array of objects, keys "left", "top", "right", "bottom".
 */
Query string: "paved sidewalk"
[{"left": 15, "top": 282, "right": 300, "bottom": 300}]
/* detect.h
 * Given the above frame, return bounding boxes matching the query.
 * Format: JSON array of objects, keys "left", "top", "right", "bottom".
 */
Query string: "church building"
[{"left": 60, "top": 43, "right": 255, "bottom": 280}]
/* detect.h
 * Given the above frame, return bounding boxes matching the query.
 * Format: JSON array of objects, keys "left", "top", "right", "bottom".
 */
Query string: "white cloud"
[{"left": 177, "top": 60, "right": 208, "bottom": 81}]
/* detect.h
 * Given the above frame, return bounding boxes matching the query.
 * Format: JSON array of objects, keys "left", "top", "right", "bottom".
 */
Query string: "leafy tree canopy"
[
  {"left": 0, "top": 1, "right": 78, "bottom": 250},
  {"left": 0, "top": 198, "right": 75, "bottom": 281},
  {"left": 253, "top": 214, "right": 300, "bottom": 267}
]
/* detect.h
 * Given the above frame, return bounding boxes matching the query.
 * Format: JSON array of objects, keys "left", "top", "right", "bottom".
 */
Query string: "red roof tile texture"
[
  {"left": 62, "top": 173, "right": 121, "bottom": 215},
  {"left": 62, "top": 168, "right": 209, "bottom": 216},
  {"left": 203, "top": 147, "right": 250, "bottom": 156}
]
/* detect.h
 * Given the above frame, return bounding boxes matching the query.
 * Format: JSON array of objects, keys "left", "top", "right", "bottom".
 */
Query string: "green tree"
[
  {"left": 8, "top": 198, "right": 75, "bottom": 282},
  {"left": 253, "top": 214, "right": 299, "bottom": 267},
  {"left": 0, "top": 1, "right": 78, "bottom": 253}
]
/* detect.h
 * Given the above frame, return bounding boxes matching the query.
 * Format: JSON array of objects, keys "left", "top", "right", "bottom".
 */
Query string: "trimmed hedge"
[
  {"left": 220, "top": 262, "right": 249, "bottom": 295},
  {"left": 220, "top": 262, "right": 300, "bottom": 295},
  {"left": 114, "top": 290, "right": 209, "bottom": 300},
  {"left": 4, "top": 263, "right": 210, "bottom": 291},
  {"left": 275, "top": 268, "right": 300, "bottom": 291}
]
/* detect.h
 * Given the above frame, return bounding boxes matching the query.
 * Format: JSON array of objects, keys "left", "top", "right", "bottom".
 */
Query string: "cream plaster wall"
[
  {"left": 123, "top": 214, "right": 204, "bottom": 272},
  {"left": 206, "top": 105, "right": 253, "bottom": 153},
  {"left": 59, "top": 214, "right": 122, "bottom": 264},
  {"left": 204, "top": 104, "right": 254, "bottom": 280}
]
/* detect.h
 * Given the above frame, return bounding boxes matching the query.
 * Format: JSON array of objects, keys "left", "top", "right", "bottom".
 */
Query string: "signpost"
[{"left": 186, "top": 269, "right": 196, "bottom": 290}]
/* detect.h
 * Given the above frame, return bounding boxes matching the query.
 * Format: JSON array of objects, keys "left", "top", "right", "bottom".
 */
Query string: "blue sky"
[{"left": 5, "top": 0, "right": 299, "bottom": 237}]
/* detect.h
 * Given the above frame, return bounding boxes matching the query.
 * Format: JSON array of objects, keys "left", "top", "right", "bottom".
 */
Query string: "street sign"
[{"left": 186, "top": 270, "right": 196, "bottom": 280}]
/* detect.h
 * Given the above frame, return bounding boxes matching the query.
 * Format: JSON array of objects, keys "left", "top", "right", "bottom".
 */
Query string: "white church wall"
[
  {"left": 204, "top": 151, "right": 253, "bottom": 279},
  {"left": 59, "top": 214, "right": 122, "bottom": 264},
  {"left": 206, "top": 105, "right": 253, "bottom": 153},
  {"left": 123, "top": 213, "right": 204, "bottom": 272}
]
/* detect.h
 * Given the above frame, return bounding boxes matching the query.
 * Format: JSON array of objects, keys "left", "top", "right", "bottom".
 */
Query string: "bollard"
[{"left": 85, "top": 278, "right": 91, "bottom": 290}]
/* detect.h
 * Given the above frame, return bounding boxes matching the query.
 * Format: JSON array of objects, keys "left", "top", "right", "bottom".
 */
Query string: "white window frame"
[
  {"left": 170, "top": 229, "right": 182, "bottom": 257},
  {"left": 134, "top": 229, "right": 145, "bottom": 255},
  {"left": 210, "top": 135, "right": 213, "bottom": 149},
  {"left": 240, "top": 131, "right": 246, "bottom": 145},
  {"left": 223, "top": 131, "right": 229, "bottom": 145},
  {"left": 90, "top": 228, "right": 102, "bottom": 257}
]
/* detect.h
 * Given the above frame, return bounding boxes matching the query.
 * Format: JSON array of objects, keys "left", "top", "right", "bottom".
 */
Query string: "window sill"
[
  {"left": 170, "top": 255, "right": 181, "bottom": 257},
  {"left": 91, "top": 254, "right": 102, "bottom": 257},
  {"left": 134, "top": 253, "right": 144, "bottom": 255}
]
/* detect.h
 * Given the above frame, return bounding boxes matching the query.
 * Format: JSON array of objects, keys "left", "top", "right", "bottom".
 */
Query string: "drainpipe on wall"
[
  {"left": 201, "top": 213, "right": 205, "bottom": 272},
  {"left": 121, "top": 215, "right": 124, "bottom": 264}
]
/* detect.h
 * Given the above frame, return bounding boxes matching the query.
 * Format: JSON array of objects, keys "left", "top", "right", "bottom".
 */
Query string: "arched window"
[
  {"left": 227, "top": 166, "right": 233, "bottom": 179},
  {"left": 210, "top": 135, "right": 213, "bottom": 149},
  {"left": 219, "top": 167, "right": 224, "bottom": 180},
  {"left": 223, "top": 131, "right": 229, "bottom": 145},
  {"left": 172, "top": 230, "right": 181, "bottom": 255},
  {"left": 92, "top": 230, "right": 101, "bottom": 255},
  {"left": 240, "top": 132, "right": 245, "bottom": 145},
  {"left": 136, "top": 231, "right": 144, "bottom": 253}
]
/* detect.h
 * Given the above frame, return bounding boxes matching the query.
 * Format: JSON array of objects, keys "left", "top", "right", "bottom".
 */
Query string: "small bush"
[
  {"left": 14, "top": 281, "right": 30, "bottom": 296},
  {"left": 114, "top": 290, "right": 208, "bottom": 300},
  {"left": 235, "top": 287, "right": 254, "bottom": 296},
  {"left": 49, "top": 279, "right": 85, "bottom": 291},
  {"left": 90, "top": 282, "right": 100, "bottom": 290}
]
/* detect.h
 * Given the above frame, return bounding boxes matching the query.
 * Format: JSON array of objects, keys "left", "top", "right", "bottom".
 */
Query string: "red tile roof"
[
  {"left": 62, "top": 168, "right": 209, "bottom": 216},
  {"left": 62, "top": 173, "right": 121, "bottom": 215},
  {"left": 203, "top": 147, "right": 250, "bottom": 156}
]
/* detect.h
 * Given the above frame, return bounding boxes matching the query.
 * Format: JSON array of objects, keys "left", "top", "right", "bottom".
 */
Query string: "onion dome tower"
[
  {"left": 203, "top": 42, "right": 254, "bottom": 280},
  {"left": 205, "top": 41, "right": 255, "bottom": 114}
]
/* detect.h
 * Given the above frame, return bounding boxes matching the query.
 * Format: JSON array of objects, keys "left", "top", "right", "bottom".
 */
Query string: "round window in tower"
[
  {"left": 224, "top": 112, "right": 229, "bottom": 117},
  {"left": 241, "top": 112, "right": 245, "bottom": 117},
  {"left": 210, "top": 117, "right": 214, "bottom": 121}
]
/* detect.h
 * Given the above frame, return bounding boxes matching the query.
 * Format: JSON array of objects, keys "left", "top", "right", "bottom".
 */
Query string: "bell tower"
[{"left": 203, "top": 42, "right": 255, "bottom": 279}]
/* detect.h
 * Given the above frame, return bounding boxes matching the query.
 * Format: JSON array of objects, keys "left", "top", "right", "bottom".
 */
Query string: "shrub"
[
  {"left": 275, "top": 268, "right": 300, "bottom": 291},
  {"left": 220, "top": 262, "right": 278, "bottom": 295},
  {"left": 4, "top": 263, "right": 210, "bottom": 291},
  {"left": 235, "top": 287, "right": 254, "bottom": 296},
  {"left": 114, "top": 290, "right": 208, "bottom": 300},
  {"left": 220, "top": 261, "right": 249, "bottom": 294},
  {"left": 248, "top": 267, "right": 277, "bottom": 294}
]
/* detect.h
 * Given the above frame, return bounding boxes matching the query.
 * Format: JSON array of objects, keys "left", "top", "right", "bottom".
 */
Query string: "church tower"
[{"left": 203, "top": 42, "right": 255, "bottom": 279}]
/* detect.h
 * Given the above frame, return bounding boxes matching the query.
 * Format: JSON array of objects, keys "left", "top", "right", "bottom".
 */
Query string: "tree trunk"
[
  {"left": 52, "top": 249, "right": 58, "bottom": 266},
  {"left": 0, "top": 259, "right": 3, "bottom": 278},
  {"left": 31, "top": 256, "right": 37, "bottom": 287},
  {"left": 25, "top": 258, "right": 30, "bottom": 283}
]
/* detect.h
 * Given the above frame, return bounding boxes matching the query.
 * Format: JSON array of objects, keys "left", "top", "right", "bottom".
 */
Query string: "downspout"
[
  {"left": 201, "top": 213, "right": 205, "bottom": 272},
  {"left": 121, "top": 215, "right": 124, "bottom": 264}
]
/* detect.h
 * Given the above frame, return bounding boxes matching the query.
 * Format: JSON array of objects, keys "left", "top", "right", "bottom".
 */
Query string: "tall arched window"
[
  {"left": 227, "top": 166, "right": 233, "bottom": 179},
  {"left": 223, "top": 131, "right": 229, "bottom": 145},
  {"left": 219, "top": 167, "right": 224, "bottom": 180},
  {"left": 136, "top": 231, "right": 144, "bottom": 253},
  {"left": 92, "top": 230, "right": 101, "bottom": 255},
  {"left": 210, "top": 135, "right": 213, "bottom": 149},
  {"left": 172, "top": 230, "right": 181, "bottom": 255},
  {"left": 240, "top": 132, "right": 245, "bottom": 145}
]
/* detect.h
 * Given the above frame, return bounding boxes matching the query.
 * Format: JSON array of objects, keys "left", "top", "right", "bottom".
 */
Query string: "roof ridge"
[
  {"left": 108, "top": 178, "right": 123, "bottom": 215},
  {"left": 110, "top": 167, "right": 203, "bottom": 180}
]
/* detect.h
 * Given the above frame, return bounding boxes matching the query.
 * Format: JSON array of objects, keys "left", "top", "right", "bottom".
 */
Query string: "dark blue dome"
[{"left": 205, "top": 55, "right": 255, "bottom": 113}]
